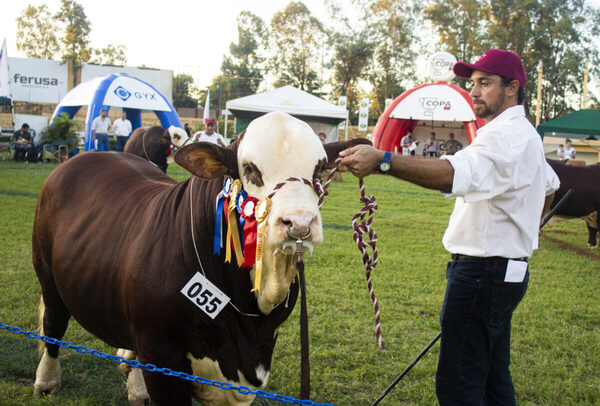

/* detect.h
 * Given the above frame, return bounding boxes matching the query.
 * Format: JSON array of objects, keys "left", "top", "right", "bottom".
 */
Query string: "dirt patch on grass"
[{"left": 541, "top": 234, "right": 600, "bottom": 261}]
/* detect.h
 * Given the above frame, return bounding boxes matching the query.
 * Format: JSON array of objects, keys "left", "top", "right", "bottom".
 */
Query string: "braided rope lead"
[{"left": 267, "top": 157, "right": 385, "bottom": 353}]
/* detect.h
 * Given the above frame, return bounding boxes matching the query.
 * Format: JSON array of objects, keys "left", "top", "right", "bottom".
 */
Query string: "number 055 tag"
[{"left": 181, "top": 272, "right": 230, "bottom": 319}]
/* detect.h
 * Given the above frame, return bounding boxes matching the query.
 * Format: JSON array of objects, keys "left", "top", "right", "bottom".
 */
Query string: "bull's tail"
[{"left": 37, "top": 296, "right": 46, "bottom": 355}]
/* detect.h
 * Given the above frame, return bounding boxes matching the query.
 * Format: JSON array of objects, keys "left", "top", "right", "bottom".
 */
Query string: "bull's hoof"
[
  {"left": 128, "top": 396, "right": 150, "bottom": 406},
  {"left": 33, "top": 379, "right": 61, "bottom": 396},
  {"left": 588, "top": 243, "right": 598, "bottom": 249}
]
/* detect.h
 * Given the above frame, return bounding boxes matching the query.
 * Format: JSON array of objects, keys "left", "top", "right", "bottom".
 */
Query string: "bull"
[
  {"left": 32, "top": 112, "right": 366, "bottom": 405},
  {"left": 124, "top": 125, "right": 190, "bottom": 172}
]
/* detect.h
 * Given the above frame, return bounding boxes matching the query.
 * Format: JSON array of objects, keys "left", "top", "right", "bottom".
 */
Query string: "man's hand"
[{"left": 339, "top": 145, "right": 385, "bottom": 178}]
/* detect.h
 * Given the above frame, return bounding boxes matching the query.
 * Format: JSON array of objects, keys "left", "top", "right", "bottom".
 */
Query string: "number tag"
[{"left": 181, "top": 272, "right": 230, "bottom": 319}]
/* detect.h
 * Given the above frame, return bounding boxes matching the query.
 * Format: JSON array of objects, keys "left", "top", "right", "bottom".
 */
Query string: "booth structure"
[
  {"left": 372, "top": 82, "right": 485, "bottom": 154},
  {"left": 52, "top": 74, "right": 181, "bottom": 151},
  {"left": 225, "top": 85, "right": 348, "bottom": 142}
]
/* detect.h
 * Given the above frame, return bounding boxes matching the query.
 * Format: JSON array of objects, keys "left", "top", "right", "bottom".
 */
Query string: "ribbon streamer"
[
  {"left": 253, "top": 196, "right": 271, "bottom": 292},
  {"left": 225, "top": 180, "right": 244, "bottom": 267},
  {"left": 241, "top": 197, "right": 258, "bottom": 268}
]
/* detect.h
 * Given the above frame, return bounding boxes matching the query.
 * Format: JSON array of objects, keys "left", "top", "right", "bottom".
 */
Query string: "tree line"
[{"left": 16, "top": 0, "right": 600, "bottom": 125}]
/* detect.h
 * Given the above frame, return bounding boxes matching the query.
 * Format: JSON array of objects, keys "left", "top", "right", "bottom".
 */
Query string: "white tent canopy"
[{"left": 225, "top": 85, "right": 349, "bottom": 141}]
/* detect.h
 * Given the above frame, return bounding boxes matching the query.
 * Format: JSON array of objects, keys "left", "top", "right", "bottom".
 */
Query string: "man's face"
[
  {"left": 205, "top": 123, "right": 215, "bottom": 135},
  {"left": 430, "top": 133, "right": 435, "bottom": 140},
  {"left": 469, "top": 71, "right": 513, "bottom": 121},
  {"left": 121, "top": 112, "right": 126, "bottom": 120},
  {"left": 100, "top": 110, "right": 107, "bottom": 118},
  {"left": 449, "top": 133, "right": 454, "bottom": 140}
]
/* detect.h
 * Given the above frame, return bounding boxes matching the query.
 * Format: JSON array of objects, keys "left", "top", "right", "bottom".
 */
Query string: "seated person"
[{"left": 12, "top": 123, "right": 33, "bottom": 162}]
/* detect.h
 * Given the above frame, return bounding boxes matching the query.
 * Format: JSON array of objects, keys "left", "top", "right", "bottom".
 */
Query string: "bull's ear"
[
  {"left": 159, "top": 130, "right": 171, "bottom": 144},
  {"left": 323, "top": 138, "right": 372, "bottom": 166},
  {"left": 174, "top": 142, "right": 237, "bottom": 179}
]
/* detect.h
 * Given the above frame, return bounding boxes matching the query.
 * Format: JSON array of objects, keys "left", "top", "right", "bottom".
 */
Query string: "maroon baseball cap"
[
  {"left": 205, "top": 118, "right": 216, "bottom": 125},
  {"left": 453, "top": 49, "right": 527, "bottom": 88}
]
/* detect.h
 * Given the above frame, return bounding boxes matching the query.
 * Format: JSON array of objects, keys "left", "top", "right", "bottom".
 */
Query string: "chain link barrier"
[{"left": 0, "top": 322, "right": 333, "bottom": 406}]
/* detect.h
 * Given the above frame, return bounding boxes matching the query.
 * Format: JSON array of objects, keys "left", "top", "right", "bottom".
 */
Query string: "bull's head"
[
  {"left": 175, "top": 112, "right": 369, "bottom": 314},
  {"left": 166, "top": 126, "right": 191, "bottom": 164}
]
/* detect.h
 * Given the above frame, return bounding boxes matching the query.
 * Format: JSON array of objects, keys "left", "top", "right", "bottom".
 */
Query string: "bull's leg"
[
  {"left": 34, "top": 293, "right": 71, "bottom": 396},
  {"left": 116, "top": 349, "right": 150, "bottom": 406},
  {"left": 135, "top": 339, "right": 193, "bottom": 406}
]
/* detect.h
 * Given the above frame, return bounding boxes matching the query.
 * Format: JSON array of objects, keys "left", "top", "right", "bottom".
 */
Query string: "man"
[
  {"left": 12, "top": 123, "right": 32, "bottom": 162},
  {"left": 112, "top": 111, "right": 132, "bottom": 152},
  {"left": 400, "top": 129, "right": 417, "bottom": 156},
  {"left": 445, "top": 132, "right": 463, "bottom": 155},
  {"left": 424, "top": 131, "right": 440, "bottom": 157},
  {"left": 91, "top": 109, "right": 112, "bottom": 151},
  {"left": 192, "top": 118, "right": 226, "bottom": 147},
  {"left": 339, "top": 49, "right": 559, "bottom": 405},
  {"left": 318, "top": 132, "right": 327, "bottom": 144}
]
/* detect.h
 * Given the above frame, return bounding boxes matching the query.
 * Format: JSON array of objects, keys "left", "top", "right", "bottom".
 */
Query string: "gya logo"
[
  {"left": 419, "top": 97, "right": 451, "bottom": 116},
  {"left": 114, "top": 86, "right": 131, "bottom": 101}
]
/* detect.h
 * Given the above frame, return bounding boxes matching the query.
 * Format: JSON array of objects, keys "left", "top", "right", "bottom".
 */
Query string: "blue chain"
[{"left": 0, "top": 321, "right": 333, "bottom": 406}]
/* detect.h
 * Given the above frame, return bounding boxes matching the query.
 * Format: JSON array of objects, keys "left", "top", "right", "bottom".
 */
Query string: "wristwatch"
[{"left": 377, "top": 151, "right": 392, "bottom": 174}]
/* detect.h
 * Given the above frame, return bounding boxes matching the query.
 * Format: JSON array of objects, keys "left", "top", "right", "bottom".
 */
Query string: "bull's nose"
[{"left": 280, "top": 214, "right": 315, "bottom": 240}]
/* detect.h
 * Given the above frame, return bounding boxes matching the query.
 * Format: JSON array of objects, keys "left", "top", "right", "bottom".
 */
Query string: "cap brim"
[{"left": 453, "top": 61, "right": 504, "bottom": 80}]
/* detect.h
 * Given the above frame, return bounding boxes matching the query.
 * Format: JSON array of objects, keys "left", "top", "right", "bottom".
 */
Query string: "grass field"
[{"left": 0, "top": 159, "right": 598, "bottom": 405}]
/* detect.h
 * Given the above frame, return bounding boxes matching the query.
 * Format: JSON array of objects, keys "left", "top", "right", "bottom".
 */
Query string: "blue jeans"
[
  {"left": 95, "top": 133, "right": 110, "bottom": 151},
  {"left": 436, "top": 257, "right": 529, "bottom": 406},
  {"left": 116, "top": 136, "right": 129, "bottom": 152}
]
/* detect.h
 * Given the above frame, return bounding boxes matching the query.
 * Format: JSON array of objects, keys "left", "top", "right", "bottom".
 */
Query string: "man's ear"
[
  {"left": 174, "top": 142, "right": 238, "bottom": 179},
  {"left": 323, "top": 138, "right": 372, "bottom": 167}
]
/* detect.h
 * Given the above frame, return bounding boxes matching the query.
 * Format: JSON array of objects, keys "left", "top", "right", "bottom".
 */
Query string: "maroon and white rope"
[{"left": 267, "top": 157, "right": 385, "bottom": 353}]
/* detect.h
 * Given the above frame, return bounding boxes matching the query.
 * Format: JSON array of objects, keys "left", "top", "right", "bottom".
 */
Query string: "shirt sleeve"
[
  {"left": 441, "top": 131, "right": 516, "bottom": 203},
  {"left": 544, "top": 160, "right": 560, "bottom": 196}
]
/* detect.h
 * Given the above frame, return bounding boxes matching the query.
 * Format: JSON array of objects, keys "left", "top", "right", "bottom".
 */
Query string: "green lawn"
[{"left": 0, "top": 159, "right": 598, "bottom": 405}]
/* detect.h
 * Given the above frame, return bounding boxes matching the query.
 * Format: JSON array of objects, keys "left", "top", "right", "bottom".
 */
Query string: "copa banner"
[
  {"left": 338, "top": 96, "right": 347, "bottom": 129},
  {"left": 358, "top": 97, "right": 369, "bottom": 132}
]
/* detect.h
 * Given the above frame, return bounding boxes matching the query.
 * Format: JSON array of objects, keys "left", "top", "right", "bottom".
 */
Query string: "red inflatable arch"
[{"left": 372, "top": 82, "right": 485, "bottom": 154}]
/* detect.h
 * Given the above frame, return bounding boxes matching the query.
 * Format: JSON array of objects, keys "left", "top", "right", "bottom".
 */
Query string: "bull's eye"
[
  {"left": 243, "top": 162, "right": 264, "bottom": 187},
  {"left": 313, "top": 158, "right": 328, "bottom": 181}
]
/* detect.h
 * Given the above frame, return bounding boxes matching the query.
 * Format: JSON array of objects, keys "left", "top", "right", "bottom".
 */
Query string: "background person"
[
  {"left": 338, "top": 48, "right": 559, "bottom": 406},
  {"left": 192, "top": 118, "right": 226, "bottom": 147},
  {"left": 112, "top": 112, "right": 132, "bottom": 152},
  {"left": 318, "top": 132, "right": 327, "bottom": 143},
  {"left": 563, "top": 139, "right": 576, "bottom": 161},
  {"left": 12, "top": 123, "right": 32, "bottom": 162},
  {"left": 557, "top": 144, "right": 565, "bottom": 161},
  {"left": 400, "top": 129, "right": 417, "bottom": 156},
  {"left": 424, "top": 131, "right": 440, "bottom": 157},
  {"left": 445, "top": 132, "right": 463, "bottom": 155},
  {"left": 91, "top": 109, "right": 111, "bottom": 151}
]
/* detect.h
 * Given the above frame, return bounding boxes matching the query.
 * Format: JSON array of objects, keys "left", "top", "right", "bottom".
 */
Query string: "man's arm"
[{"left": 339, "top": 144, "right": 454, "bottom": 193}]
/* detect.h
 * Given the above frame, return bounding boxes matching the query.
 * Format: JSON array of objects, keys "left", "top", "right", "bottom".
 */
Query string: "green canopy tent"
[{"left": 537, "top": 109, "right": 600, "bottom": 140}]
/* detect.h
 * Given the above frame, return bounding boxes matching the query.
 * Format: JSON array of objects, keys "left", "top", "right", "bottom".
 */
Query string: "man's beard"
[{"left": 472, "top": 93, "right": 506, "bottom": 120}]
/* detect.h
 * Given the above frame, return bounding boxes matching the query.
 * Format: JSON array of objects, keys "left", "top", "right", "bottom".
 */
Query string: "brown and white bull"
[
  {"left": 32, "top": 112, "right": 366, "bottom": 405},
  {"left": 124, "top": 125, "right": 190, "bottom": 172}
]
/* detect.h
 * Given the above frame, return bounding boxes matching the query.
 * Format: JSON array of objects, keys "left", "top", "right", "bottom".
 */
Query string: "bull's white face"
[
  {"left": 237, "top": 112, "right": 328, "bottom": 314},
  {"left": 168, "top": 126, "right": 190, "bottom": 147}
]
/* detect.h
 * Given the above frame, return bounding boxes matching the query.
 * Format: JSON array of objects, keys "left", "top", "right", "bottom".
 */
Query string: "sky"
[
  {"left": 1, "top": 0, "right": 336, "bottom": 88},
  {"left": 2, "top": 0, "right": 599, "bottom": 98}
]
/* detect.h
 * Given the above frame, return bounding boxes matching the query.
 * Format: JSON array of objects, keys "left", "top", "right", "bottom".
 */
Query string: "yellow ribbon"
[
  {"left": 224, "top": 180, "right": 244, "bottom": 266},
  {"left": 253, "top": 196, "right": 271, "bottom": 292}
]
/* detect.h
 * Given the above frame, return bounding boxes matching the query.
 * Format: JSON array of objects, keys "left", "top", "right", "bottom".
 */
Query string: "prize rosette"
[
  {"left": 213, "top": 177, "right": 233, "bottom": 255},
  {"left": 253, "top": 196, "right": 272, "bottom": 292},
  {"left": 225, "top": 179, "right": 243, "bottom": 266},
  {"left": 240, "top": 196, "right": 258, "bottom": 269}
]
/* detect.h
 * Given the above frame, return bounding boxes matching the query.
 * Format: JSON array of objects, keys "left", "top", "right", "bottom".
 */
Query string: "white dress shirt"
[
  {"left": 441, "top": 105, "right": 560, "bottom": 258},
  {"left": 112, "top": 118, "right": 132, "bottom": 137},
  {"left": 91, "top": 116, "right": 111, "bottom": 134},
  {"left": 193, "top": 131, "right": 226, "bottom": 146}
]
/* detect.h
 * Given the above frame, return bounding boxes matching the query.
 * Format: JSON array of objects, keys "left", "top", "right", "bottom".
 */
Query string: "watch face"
[{"left": 379, "top": 161, "right": 391, "bottom": 172}]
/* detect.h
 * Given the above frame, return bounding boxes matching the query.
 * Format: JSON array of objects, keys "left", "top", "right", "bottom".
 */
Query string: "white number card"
[{"left": 181, "top": 272, "right": 230, "bottom": 319}]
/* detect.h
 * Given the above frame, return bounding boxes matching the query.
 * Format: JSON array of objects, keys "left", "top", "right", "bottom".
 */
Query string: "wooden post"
[
  {"left": 535, "top": 59, "right": 543, "bottom": 127},
  {"left": 582, "top": 55, "right": 589, "bottom": 109}
]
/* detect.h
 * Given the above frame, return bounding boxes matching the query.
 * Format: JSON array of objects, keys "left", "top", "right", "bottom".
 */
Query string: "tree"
[
  {"left": 219, "top": 11, "right": 268, "bottom": 100},
  {"left": 16, "top": 4, "right": 60, "bottom": 59},
  {"left": 172, "top": 73, "right": 199, "bottom": 108},
  {"left": 55, "top": 0, "right": 91, "bottom": 65},
  {"left": 330, "top": 32, "right": 372, "bottom": 122},
  {"left": 89, "top": 44, "right": 127, "bottom": 66},
  {"left": 269, "top": 2, "right": 326, "bottom": 93}
]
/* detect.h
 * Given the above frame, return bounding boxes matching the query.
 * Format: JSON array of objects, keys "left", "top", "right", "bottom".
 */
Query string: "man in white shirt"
[
  {"left": 400, "top": 129, "right": 416, "bottom": 156},
  {"left": 339, "top": 49, "right": 559, "bottom": 405},
  {"left": 112, "top": 111, "right": 132, "bottom": 152},
  {"left": 91, "top": 109, "right": 112, "bottom": 151},
  {"left": 192, "top": 118, "right": 226, "bottom": 147}
]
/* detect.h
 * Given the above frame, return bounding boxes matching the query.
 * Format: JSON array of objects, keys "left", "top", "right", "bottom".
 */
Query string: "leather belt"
[{"left": 451, "top": 254, "right": 527, "bottom": 262}]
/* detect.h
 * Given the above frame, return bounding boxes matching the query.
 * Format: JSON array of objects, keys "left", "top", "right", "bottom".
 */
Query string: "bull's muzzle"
[{"left": 282, "top": 214, "right": 314, "bottom": 241}]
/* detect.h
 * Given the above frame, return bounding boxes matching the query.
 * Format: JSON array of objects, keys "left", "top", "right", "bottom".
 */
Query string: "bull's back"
[{"left": 548, "top": 160, "right": 600, "bottom": 216}]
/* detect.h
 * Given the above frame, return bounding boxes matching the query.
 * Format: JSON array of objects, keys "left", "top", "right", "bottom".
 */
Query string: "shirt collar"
[{"left": 480, "top": 105, "right": 525, "bottom": 133}]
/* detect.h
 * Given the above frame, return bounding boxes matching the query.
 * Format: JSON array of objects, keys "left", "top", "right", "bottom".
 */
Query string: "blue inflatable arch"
[{"left": 51, "top": 73, "right": 181, "bottom": 151}]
